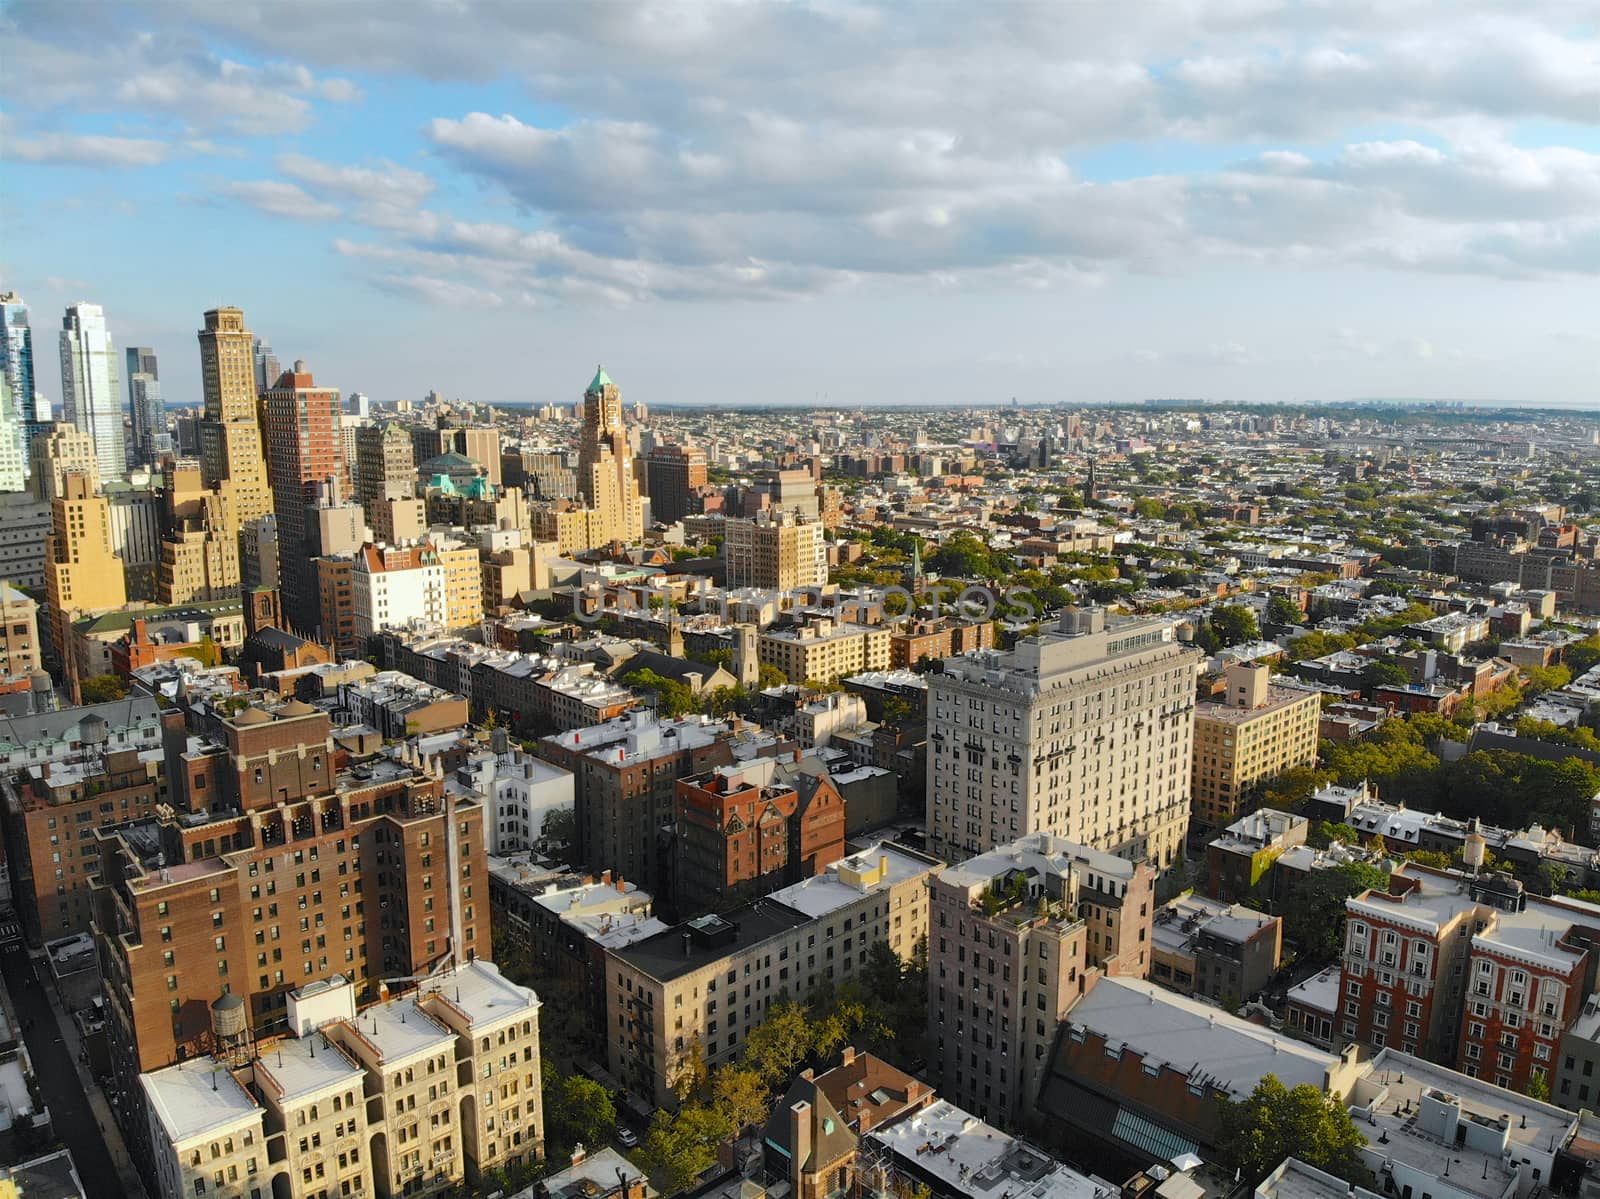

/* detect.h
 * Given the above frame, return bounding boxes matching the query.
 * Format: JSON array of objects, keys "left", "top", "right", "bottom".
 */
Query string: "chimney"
[
  {"left": 600, "top": 869, "right": 612, "bottom": 886},
  {"left": 615, "top": 874, "right": 626, "bottom": 893},
  {"left": 840, "top": 1046, "right": 857, "bottom": 1068},
  {"left": 789, "top": 1101, "right": 812, "bottom": 1190},
  {"left": 571, "top": 1143, "right": 587, "bottom": 1168}
]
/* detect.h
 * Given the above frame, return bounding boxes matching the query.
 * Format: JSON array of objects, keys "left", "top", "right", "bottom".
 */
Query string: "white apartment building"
[
  {"left": 926, "top": 833, "right": 1155, "bottom": 1125},
  {"left": 140, "top": 963, "right": 542, "bottom": 1199},
  {"left": 926, "top": 609, "right": 1201, "bottom": 870},
  {"left": 453, "top": 739, "right": 576, "bottom": 854},
  {"left": 353, "top": 544, "right": 447, "bottom": 642}
]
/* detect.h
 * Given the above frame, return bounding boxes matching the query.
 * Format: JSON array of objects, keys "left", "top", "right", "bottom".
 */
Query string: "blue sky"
[{"left": 3, "top": 1, "right": 1597, "bottom": 410}]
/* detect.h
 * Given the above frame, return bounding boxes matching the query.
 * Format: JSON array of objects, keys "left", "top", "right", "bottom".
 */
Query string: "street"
[{"left": 0, "top": 939, "right": 124, "bottom": 1195}]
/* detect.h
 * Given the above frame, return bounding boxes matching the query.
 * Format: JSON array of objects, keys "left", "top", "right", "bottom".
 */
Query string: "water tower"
[{"left": 210, "top": 991, "right": 251, "bottom": 1065}]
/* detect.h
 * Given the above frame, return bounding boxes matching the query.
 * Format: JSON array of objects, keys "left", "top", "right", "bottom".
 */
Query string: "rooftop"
[
  {"left": 868, "top": 1099, "right": 1114, "bottom": 1199},
  {"left": 417, "top": 958, "right": 540, "bottom": 1032},
  {"left": 1348, "top": 1049, "right": 1576, "bottom": 1199},
  {"left": 612, "top": 901, "right": 814, "bottom": 984},
  {"left": 1195, "top": 685, "right": 1319, "bottom": 725},
  {"left": 1064, "top": 977, "right": 1343, "bottom": 1098},
  {"left": 540, "top": 1146, "right": 648, "bottom": 1199},
  {"left": 344, "top": 994, "right": 454, "bottom": 1065},
  {"left": 1286, "top": 966, "right": 1343, "bottom": 1017},
  {"left": 767, "top": 841, "right": 941, "bottom": 918},
  {"left": 140, "top": 1058, "right": 262, "bottom": 1145},
  {"left": 254, "top": 1029, "right": 364, "bottom": 1107}
]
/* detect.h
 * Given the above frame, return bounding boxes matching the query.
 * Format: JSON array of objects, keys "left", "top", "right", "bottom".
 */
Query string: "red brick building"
[
  {"left": 888, "top": 616, "right": 994, "bottom": 669},
  {"left": 672, "top": 762, "right": 845, "bottom": 915},
  {"left": 262, "top": 362, "right": 345, "bottom": 633},
  {"left": 1338, "top": 863, "right": 1600, "bottom": 1093},
  {"left": 93, "top": 700, "right": 488, "bottom": 1090}
]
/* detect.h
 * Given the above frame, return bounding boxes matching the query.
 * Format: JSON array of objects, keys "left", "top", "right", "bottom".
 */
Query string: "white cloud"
[
  {"left": 6, "top": 130, "right": 173, "bottom": 167},
  {"left": 223, "top": 180, "right": 341, "bottom": 222}
]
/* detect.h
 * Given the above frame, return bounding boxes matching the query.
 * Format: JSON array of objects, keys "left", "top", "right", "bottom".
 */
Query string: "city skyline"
[{"left": 3, "top": 3, "right": 1596, "bottom": 412}]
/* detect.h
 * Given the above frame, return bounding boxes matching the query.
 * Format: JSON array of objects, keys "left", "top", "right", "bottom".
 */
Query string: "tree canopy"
[{"left": 1217, "top": 1075, "right": 1370, "bottom": 1186}]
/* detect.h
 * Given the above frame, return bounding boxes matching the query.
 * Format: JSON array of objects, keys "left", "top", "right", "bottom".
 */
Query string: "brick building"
[
  {"left": 672, "top": 761, "right": 846, "bottom": 915},
  {"left": 1338, "top": 862, "right": 1600, "bottom": 1093},
  {"left": 92, "top": 699, "right": 489, "bottom": 1183},
  {"left": 888, "top": 616, "right": 994, "bottom": 670},
  {"left": 539, "top": 711, "right": 737, "bottom": 894},
  {"left": 926, "top": 833, "right": 1155, "bottom": 1125},
  {"left": 1191, "top": 663, "right": 1321, "bottom": 829}
]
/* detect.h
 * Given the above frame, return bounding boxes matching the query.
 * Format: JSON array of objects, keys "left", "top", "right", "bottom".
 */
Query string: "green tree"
[
  {"left": 1258, "top": 765, "right": 1334, "bottom": 814},
  {"left": 1266, "top": 862, "right": 1388, "bottom": 962},
  {"left": 624, "top": 668, "right": 697, "bottom": 718},
  {"left": 543, "top": 1067, "right": 618, "bottom": 1155},
  {"left": 1309, "top": 821, "right": 1362, "bottom": 849},
  {"left": 637, "top": 1104, "right": 731, "bottom": 1195},
  {"left": 1361, "top": 660, "right": 1411, "bottom": 693},
  {"left": 756, "top": 663, "right": 788, "bottom": 690},
  {"left": 711, "top": 1064, "right": 773, "bottom": 1134},
  {"left": 1216, "top": 1075, "right": 1370, "bottom": 1187},
  {"left": 1266, "top": 596, "right": 1303, "bottom": 626},
  {"left": 1527, "top": 1073, "right": 1551, "bottom": 1102},
  {"left": 1567, "top": 635, "right": 1600, "bottom": 676},
  {"left": 1210, "top": 605, "right": 1260, "bottom": 648},
  {"left": 743, "top": 1000, "right": 815, "bottom": 1086},
  {"left": 1404, "top": 849, "right": 1452, "bottom": 869},
  {"left": 80, "top": 673, "right": 128, "bottom": 702}
]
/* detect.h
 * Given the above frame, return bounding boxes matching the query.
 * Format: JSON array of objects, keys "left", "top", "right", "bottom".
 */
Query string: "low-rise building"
[
  {"left": 1205, "top": 808, "right": 1309, "bottom": 903},
  {"left": 760, "top": 619, "right": 891, "bottom": 684},
  {"left": 340, "top": 669, "right": 469, "bottom": 739},
  {"left": 1149, "top": 893, "right": 1281, "bottom": 1004}
]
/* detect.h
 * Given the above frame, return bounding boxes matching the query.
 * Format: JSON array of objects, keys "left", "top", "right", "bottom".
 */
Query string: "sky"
[{"left": 3, "top": 1, "right": 1598, "bottom": 411}]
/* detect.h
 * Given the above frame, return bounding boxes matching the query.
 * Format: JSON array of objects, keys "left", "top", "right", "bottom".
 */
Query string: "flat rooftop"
[
  {"left": 254, "top": 1030, "right": 364, "bottom": 1107},
  {"left": 141, "top": 1058, "right": 261, "bottom": 1145},
  {"left": 612, "top": 901, "right": 814, "bottom": 984},
  {"left": 1195, "top": 686, "right": 1317, "bottom": 725},
  {"left": 1066, "top": 978, "right": 1339, "bottom": 1098},
  {"left": 345, "top": 995, "right": 454, "bottom": 1065},
  {"left": 1286, "top": 966, "right": 1342, "bottom": 1016},
  {"left": 767, "top": 841, "right": 940, "bottom": 918},
  {"left": 417, "top": 959, "right": 539, "bottom": 1031},
  {"left": 1351, "top": 1050, "right": 1576, "bottom": 1199},
  {"left": 869, "top": 1099, "right": 1114, "bottom": 1199}
]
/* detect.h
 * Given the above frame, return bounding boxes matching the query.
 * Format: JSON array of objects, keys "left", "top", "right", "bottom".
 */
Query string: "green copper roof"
[{"left": 588, "top": 365, "right": 613, "bottom": 392}]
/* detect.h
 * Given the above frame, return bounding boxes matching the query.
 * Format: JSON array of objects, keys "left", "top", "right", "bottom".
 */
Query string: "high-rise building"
[
  {"left": 456, "top": 425, "right": 501, "bottom": 485},
  {"left": 926, "top": 608, "right": 1201, "bottom": 870},
  {"left": 105, "top": 479, "right": 164, "bottom": 601},
  {"left": 724, "top": 511, "right": 826, "bottom": 590},
  {"left": 354, "top": 422, "right": 416, "bottom": 519},
  {"left": 154, "top": 464, "right": 242, "bottom": 605},
  {"left": 261, "top": 360, "right": 343, "bottom": 632},
  {"left": 1, "top": 292, "right": 43, "bottom": 467},
  {"left": 643, "top": 444, "right": 707, "bottom": 525},
  {"left": 575, "top": 366, "right": 643, "bottom": 546},
  {"left": 251, "top": 335, "right": 279, "bottom": 395},
  {"left": 197, "top": 307, "right": 273, "bottom": 530},
  {"left": 89, "top": 703, "right": 495, "bottom": 1188},
  {"left": 351, "top": 541, "right": 446, "bottom": 643},
  {"left": 44, "top": 472, "right": 128, "bottom": 685},
  {"left": 59, "top": 303, "right": 124, "bottom": 482},
  {"left": 28, "top": 422, "right": 97, "bottom": 501},
  {"left": 124, "top": 345, "right": 168, "bottom": 465},
  {"left": 1191, "top": 663, "right": 1321, "bottom": 829},
  {"left": 926, "top": 833, "right": 1156, "bottom": 1123}
]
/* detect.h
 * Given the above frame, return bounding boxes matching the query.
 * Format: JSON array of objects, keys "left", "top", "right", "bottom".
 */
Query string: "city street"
[{"left": 0, "top": 939, "right": 125, "bottom": 1196}]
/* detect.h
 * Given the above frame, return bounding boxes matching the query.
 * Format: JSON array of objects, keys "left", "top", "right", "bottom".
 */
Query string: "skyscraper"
[
  {"left": 261, "top": 360, "right": 343, "bottom": 631},
  {"left": 125, "top": 345, "right": 168, "bottom": 465},
  {"left": 575, "top": 365, "right": 643, "bottom": 545},
  {"left": 0, "top": 292, "right": 36, "bottom": 475},
  {"left": 59, "top": 303, "right": 124, "bottom": 482},
  {"left": 197, "top": 307, "right": 273, "bottom": 528},
  {"left": 925, "top": 608, "right": 1201, "bottom": 870},
  {"left": 354, "top": 422, "right": 416, "bottom": 521},
  {"left": 251, "top": 335, "right": 279, "bottom": 395}
]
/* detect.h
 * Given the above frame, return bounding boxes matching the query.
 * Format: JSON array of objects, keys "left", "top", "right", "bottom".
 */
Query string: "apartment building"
[
  {"left": 759, "top": 619, "right": 891, "bottom": 685},
  {"left": 0, "top": 583, "right": 40, "bottom": 679},
  {"left": 672, "top": 761, "right": 846, "bottom": 915},
  {"left": 1191, "top": 664, "right": 1321, "bottom": 828},
  {"left": 140, "top": 962, "right": 541, "bottom": 1199},
  {"left": 926, "top": 608, "right": 1201, "bottom": 869},
  {"left": 925, "top": 833, "right": 1155, "bottom": 1125},
  {"left": 642, "top": 444, "right": 707, "bottom": 526},
  {"left": 605, "top": 841, "right": 938, "bottom": 1107},
  {"left": 91, "top": 700, "right": 490, "bottom": 1184},
  {"left": 540, "top": 711, "right": 738, "bottom": 893},
  {"left": 1340, "top": 862, "right": 1600, "bottom": 1093},
  {"left": 5, "top": 742, "right": 165, "bottom": 941},
  {"left": 352, "top": 542, "right": 447, "bottom": 643},
  {"left": 889, "top": 616, "right": 995, "bottom": 670},
  {"left": 1149, "top": 893, "right": 1281, "bottom": 1004},
  {"left": 724, "top": 512, "right": 826, "bottom": 591}
]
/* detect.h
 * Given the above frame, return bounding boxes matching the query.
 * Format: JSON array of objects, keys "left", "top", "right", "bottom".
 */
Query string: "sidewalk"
[{"left": 37, "top": 954, "right": 147, "bottom": 1199}]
